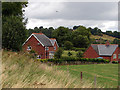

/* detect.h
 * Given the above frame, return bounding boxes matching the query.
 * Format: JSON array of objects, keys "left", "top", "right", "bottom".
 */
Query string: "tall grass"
[{"left": 2, "top": 50, "right": 103, "bottom": 88}]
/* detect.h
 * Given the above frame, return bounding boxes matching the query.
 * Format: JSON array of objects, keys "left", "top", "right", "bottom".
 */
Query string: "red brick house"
[
  {"left": 84, "top": 42, "right": 120, "bottom": 62},
  {"left": 22, "top": 33, "right": 59, "bottom": 59}
]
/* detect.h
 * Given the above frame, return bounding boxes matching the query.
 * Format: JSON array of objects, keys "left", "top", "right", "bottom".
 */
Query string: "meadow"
[
  {"left": 56, "top": 64, "right": 118, "bottom": 88},
  {"left": 2, "top": 50, "right": 118, "bottom": 88},
  {"left": 2, "top": 50, "right": 100, "bottom": 88}
]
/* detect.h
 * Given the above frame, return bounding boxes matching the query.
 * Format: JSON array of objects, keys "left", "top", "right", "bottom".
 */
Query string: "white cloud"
[
  {"left": 25, "top": 2, "right": 118, "bottom": 32},
  {"left": 26, "top": 18, "right": 117, "bottom": 32}
]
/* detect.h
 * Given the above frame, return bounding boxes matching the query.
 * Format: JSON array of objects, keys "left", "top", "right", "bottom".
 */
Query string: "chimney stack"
[{"left": 106, "top": 41, "right": 110, "bottom": 47}]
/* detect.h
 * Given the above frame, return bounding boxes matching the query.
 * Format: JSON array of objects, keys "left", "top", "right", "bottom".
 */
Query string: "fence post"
[
  {"left": 94, "top": 76, "right": 96, "bottom": 88},
  {"left": 81, "top": 72, "right": 82, "bottom": 81}
]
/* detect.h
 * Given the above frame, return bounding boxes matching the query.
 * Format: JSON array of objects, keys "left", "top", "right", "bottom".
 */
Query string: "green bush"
[
  {"left": 112, "top": 61, "right": 118, "bottom": 64},
  {"left": 38, "top": 57, "right": 110, "bottom": 64}
]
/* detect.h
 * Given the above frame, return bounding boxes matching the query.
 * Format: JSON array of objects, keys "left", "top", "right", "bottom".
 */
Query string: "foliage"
[
  {"left": 64, "top": 41, "right": 73, "bottom": 50},
  {"left": 54, "top": 48, "right": 63, "bottom": 59},
  {"left": 67, "top": 52, "right": 72, "bottom": 57},
  {"left": 104, "top": 31, "right": 120, "bottom": 39},
  {"left": 112, "top": 38, "right": 120, "bottom": 44},
  {"left": 72, "top": 26, "right": 91, "bottom": 48},
  {"left": 2, "top": 16, "right": 27, "bottom": 51},
  {"left": 76, "top": 51, "right": 84, "bottom": 58},
  {"left": 2, "top": 2, "right": 28, "bottom": 51},
  {"left": 88, "top": 27, "right": 103, "bottom": 36},
  {"left": 52, "top": 26, "right": 72, "bottom": 47},
  {"left": 112, "top": 61, "right": 118, "bottom": 64},
  {"left": 38, "top": 57, "right": 110, "bottom": 64}
]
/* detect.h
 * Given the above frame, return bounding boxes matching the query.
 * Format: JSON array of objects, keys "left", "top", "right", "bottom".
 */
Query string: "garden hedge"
[{"left": 37, "top": 57, "right": 110, "bottom": 64}]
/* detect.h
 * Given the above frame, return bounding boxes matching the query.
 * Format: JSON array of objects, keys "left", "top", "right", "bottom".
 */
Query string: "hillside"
[
  {"left": 90, "top": 34, "right": 116, "bottom": 41},
  {"left": 2, "top": 50, "right": 101, "bottom": 88}
]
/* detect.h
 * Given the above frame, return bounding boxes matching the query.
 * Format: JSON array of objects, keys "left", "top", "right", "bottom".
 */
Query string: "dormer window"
[
  {"left": 27, "top": 46, "right": 32, "bottom": 51},
  {"left": 54, "top": 46, "right": 56, "bottom": 50},
  {"left": 45, "top": 47, "right": 49, "bottom": 51}
]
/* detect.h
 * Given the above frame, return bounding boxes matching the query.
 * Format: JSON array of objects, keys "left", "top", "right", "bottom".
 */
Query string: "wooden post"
[
  {"left": 81, "top": 72, "right": 82, "bottom": 81},
  {"left": 94, "top": 76, "right": 96, "bottom": 88}
]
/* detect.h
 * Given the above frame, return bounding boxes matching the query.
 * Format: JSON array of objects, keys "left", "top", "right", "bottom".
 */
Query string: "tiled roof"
[
  {"left": 91, "top": 44, "right": 118, "bottom": 56},
  {"left": 50, "top": 39, "right": 56, "bottom": 46},
  {"left": 33, "top": 33, "right": 53, "bottom": 47}
]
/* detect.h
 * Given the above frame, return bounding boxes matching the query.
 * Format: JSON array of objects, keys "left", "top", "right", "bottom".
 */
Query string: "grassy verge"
[
  {"left": 56, "top": 64, "right": 118, "bottom": 88},
  {"left": 2, "top": 50, "right": 102, "bottom": 88}
]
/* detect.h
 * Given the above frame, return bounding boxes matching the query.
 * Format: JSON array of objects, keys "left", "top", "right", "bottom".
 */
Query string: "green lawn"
[
  {"left": 62, "top": 50, "right": 78, "bottom": 57},
  {"left": 56, "top": 64, "right": 118, "bottom": 88}
]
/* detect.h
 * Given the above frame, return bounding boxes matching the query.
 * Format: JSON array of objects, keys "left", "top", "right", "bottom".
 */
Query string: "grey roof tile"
[
  {"left": 91, "top": 44, "right": 118, "bottom": 56},
  {"left": 34, "top": 34, "right": 53, "bottom": 47}
]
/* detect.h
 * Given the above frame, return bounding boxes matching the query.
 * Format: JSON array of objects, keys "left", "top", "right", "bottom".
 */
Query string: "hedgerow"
[{"left": 37, "top": 57, "right": 110, "bottom": 64}]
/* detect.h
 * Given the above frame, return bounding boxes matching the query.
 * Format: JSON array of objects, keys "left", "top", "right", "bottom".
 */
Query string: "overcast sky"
[{"left": 24, "top": 1, "right": 118, "bottom": 32}]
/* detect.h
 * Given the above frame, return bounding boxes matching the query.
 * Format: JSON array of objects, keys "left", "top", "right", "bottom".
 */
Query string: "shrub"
[
  {"left": 112, "top": 61, "right": 118, "bottom": 64},
  {"left": 54, "top": 48, "right": 63, "bottom": 59},
  {"left": 64, "top": 41, "right": 73, "bottom": 50},
  {"left": 76, "top": 51, "right": 83, "bottom": 58},
  {"left": 68, "top": 52, "right": 72, "bottom": 57}
]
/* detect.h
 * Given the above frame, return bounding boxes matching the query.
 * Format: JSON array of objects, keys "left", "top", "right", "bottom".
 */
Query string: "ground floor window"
[
  {"left": 118, "top": 54, "right": 120, "bottom": 59},
  {"left": 113, "top": 54, "right": 116, "bottom": 59},
  {"left": 49, "top": 51, "right": 54, "bottom": 59},
  {"left": 37, "top": 55, "right": 41, "bottom": 59}
]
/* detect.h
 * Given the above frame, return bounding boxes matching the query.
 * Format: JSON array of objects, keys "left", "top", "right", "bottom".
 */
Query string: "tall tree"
[
  {"left": 52, "top": 26, "right": 72, "bottom": 47},
  {"left": 2, "top": 2, "right": 28, "bottom": 51}
]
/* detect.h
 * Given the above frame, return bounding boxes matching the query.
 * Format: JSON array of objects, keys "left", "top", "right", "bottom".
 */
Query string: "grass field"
[
  {"left": 56, "top": 64, "right": 118, "bottom": 88},
  {"left": 91, "top": 34, "right": 116, "bottom": 41},
  {"left": 62, "top": 50, "right": 77, "bottom": 57},
  {"left": 2, "top": 50, "right": 100, "bottom": 88}
]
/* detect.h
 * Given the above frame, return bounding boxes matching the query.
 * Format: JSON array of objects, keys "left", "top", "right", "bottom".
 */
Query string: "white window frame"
[
  {"left": 54, "top": 46, "right": 56, "bottom": 50},
  {"left": 45, "top": 47, "right": 49, "bottom": 51},
  {"left": 27, "top": 46, "right": 32, "bottom": 51},
  {"left": 113, "top": 54, "right": 117, "bottom": 59},
  {"left": 37, "top": 55, "right": 41, "bottom": 59},
  {"left": 118, "top": 54, "right": 120, "bottom": 59},
  {"left": 49, "top": 51, "right": 54, "bottom": 59}
]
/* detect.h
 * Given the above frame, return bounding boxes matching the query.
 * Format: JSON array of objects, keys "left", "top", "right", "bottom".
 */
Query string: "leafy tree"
[
  {"left": 73, "top": 35, "right": 90, "bottom": 48},
  {"left": 76, "top": 51, "right": 83, "bottom": 58},
  {"left": 2, "top": 2, "right": 28, "bottom": 51},
  {"left": 2, "top": 16, "right": 27, "bottom": 51},
  {"left": 68, "top": 52, "right": 72, "bottom": 57},
  {"left": 112, "top": 38, "right": 120, "bottom": 44},
  {"left": 54, "top": 48, "right": 63, "bottom": 59},
  {"left": 64, "top": 41, "right": 73, "bottom": 50},
  {"left": 52, "top": 26, "right": 72, "bottom": 47}
]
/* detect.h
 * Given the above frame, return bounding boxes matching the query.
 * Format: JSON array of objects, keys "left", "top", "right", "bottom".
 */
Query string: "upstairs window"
[
  {"left": 54, "top": 46, "right": 56, "bottom": 50},
  {"left": 45, "top": 47, "right": 49, "bottom": 51},
  {"left": 27, "top": 46, "right": 32, "bottom": 51},
  {"left": 113, "top": 54, "right": 117, "bottom": 59},
  {"left": 118, "top": 54, "right": 120, "bottom": 59}
]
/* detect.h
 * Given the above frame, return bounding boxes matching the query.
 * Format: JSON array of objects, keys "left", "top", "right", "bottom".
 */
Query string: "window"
[
  {"left": 118, "top": 54, "right": 120, "bottom": 59},
  {"left": 49, "top": 51, "right": 54, "bottom": 59},
  {"left": 37, "top": 55, "right": 41, "bottom": 59},
  {"left": 113, "top": 54, "right": 117, "bottom": 59},
  {"left": 27, "top": 46, "right": 32, "bottom": 50},
  {"left": 45, "top": 47, "right": 49, "bottom": 51},
  {"left": 54, "top": 46, "right": 56, "bottom": 50}
]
